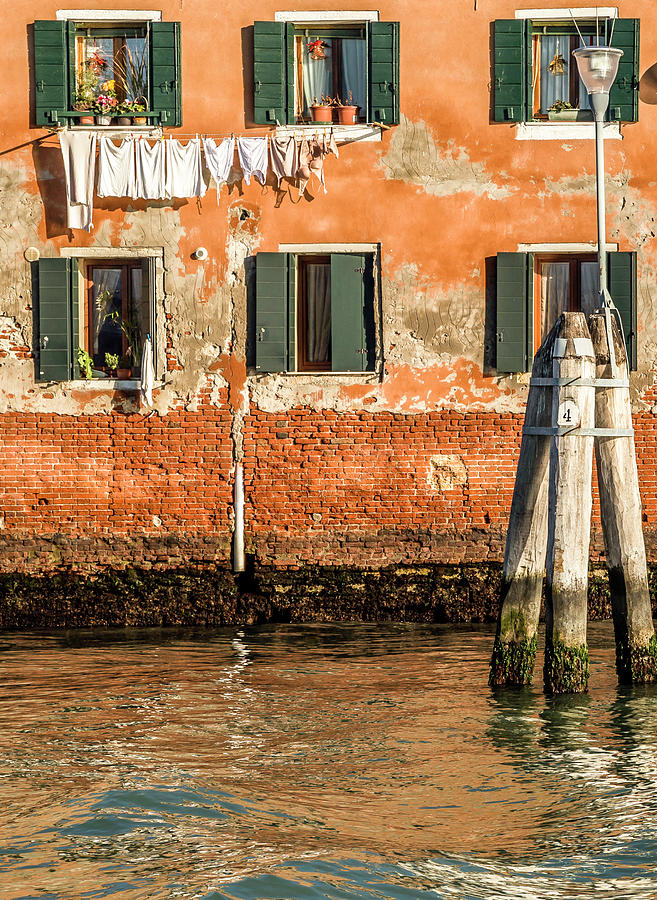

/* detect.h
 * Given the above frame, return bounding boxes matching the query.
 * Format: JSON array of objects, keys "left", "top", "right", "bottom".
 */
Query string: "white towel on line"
[
  {"left": 135, "top": 139, "right": 168, "bottom": 200},
  {"left": 237, "top": 136, "right": 268, "bottom": 185},
  {"left": 203, "top": 137, "right": 235, "bottom": 198},
  {"left": 58, "top": 132, "right": 96, "bottom": 231},
  {"left": 165, "top": 138, "right": 207, "bottom": 198},
  {"left": 97, "top": 137, "right": 136, "bottom": 198},
  {"left": 140, "top": 334, "right": 155, "bottom": 407}
]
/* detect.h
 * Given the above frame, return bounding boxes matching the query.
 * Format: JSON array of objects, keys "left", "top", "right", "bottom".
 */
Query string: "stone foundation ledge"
[{"left": 0, "top": 562, "right": 650, "bottom": 630}]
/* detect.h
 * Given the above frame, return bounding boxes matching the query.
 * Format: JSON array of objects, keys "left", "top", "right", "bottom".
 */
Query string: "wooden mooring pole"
[
  {"left": 489, "top": 325, "right": 556, "bottom": 687},
  {"left": 589, "top": 311, "right": 657, "bottom": 683},
  {"left": 543, "top": 313, "right": 596, "bottom": 694}
]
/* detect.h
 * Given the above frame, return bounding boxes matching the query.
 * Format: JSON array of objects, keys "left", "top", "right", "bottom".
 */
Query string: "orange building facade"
[{"left": 2, "top": 2, "right": 657, "bottom": 614}]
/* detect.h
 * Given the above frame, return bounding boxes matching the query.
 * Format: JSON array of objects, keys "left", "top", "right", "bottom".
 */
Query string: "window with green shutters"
[
  {"left": 493, "top": 16, "right": 639, "bottom": 124},
  {"left": 33, "top": 19, "right": 182, "bottom": 127},
  {"left": 496, "top": 251, "right": 637, "bottom": 373},
  {"left": 36, "top": 256, "right": 157, "bottom": 382},
  {"left": 255, "top": 252, "right": 376, "bottom": 373},
  {"left": 253, "top": 19, "right": 399, "bottom": 126}
]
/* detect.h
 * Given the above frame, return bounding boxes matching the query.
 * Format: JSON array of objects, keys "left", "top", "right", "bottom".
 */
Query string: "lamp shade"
[{"left": 573, "top": 46, "right": 623, "bottom": 94}]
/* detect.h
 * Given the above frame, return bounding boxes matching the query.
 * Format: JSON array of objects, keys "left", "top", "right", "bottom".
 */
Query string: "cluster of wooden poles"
[{"left": 490, "top": 309, "right": 657, "bottom": 694}]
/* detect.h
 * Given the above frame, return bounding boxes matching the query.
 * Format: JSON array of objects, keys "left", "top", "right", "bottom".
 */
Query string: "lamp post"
[{"left": 572, "top": 45, "right": 623, "bottom": 366}]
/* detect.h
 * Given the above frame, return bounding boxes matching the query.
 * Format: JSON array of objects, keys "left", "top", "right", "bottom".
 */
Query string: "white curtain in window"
[
  {"left": 92, "top": 268, "right": 122, "bottom": 356},
  {"left": 341, "top": 39, "right": 367, "bottom": 113},
  {"left": 540, "top": 36, "right": 570, "bottom": 112},
  {"left": 306, "top": 264, "right": 331, "bottom": 363},
  {"left": 302, "top": 40, "right": 332, "bottom": 117},
  {"left": 580, "top": 261, "right": 600, "bottom": 318},
  {"left": 541, "top": 262, "right": 570, "bottom": 339}
]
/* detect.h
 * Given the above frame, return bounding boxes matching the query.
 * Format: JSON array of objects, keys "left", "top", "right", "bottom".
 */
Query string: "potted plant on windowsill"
[
  {"left": 115, "top": 99, "right": 147, "bottom": 126},
  {"left": 105, "top": 352, "right": 120, "bottom": 378},
  {"left": 94, "top": 81, "right": 119, "bottom": 125},
  {"left": 334, "top": 92, "right": 359, "bottom": 125},
  {"left": 547, "top": 100, "right": 579, "bottom": 122},
  {"left": 310, "top": 94, "right": 333, "bottom": 123},
  {"left": 116, "top": 357, "right": 133, "bottom": 379}
]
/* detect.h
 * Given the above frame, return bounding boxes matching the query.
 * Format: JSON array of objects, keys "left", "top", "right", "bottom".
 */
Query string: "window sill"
[
  {"left": 275, "top": 124, "right": 382, "bottom": 143},
  {"left": 252, "top": 370, "right": 379, "bottom": 378},
  {"left": 65, "top": 378, "right": 147, "bottom": 389},
  {"left": 514, "top": 122, "right": 622, "bottom": 141}
]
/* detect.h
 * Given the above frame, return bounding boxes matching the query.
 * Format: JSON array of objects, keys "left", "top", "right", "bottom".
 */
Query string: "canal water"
[{"left": 1, "top": 622, "right": 657, "bottom": 899}]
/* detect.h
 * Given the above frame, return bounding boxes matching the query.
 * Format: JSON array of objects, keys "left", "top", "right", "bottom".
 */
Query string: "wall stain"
[{"left": 380, "top": 115, "right": 514, "bottom": 199}]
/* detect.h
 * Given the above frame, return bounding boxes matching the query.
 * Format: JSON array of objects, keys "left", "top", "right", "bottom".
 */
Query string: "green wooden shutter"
[
  {"left": 609, "top": 251, "right": 637, "bottom": 371},
  {"left": 368, "top": 22, "right": 400, "bottom": 125},
  {"left": 330, "top": 253, "right": 373, "bottom": 372},
  {"left": 37, "top": 258, "right": 77, "bottom": 381},
  {"left": 496, "top": 252, "right": 533, "bottom": 373},
  {"left": 493, "top": 19, "right": 527, "bottom": 123},
  {"left": 256, "top": 252, "right": 293, "bottom": 372},
  {"left": 253, "top": 22, "right": 291, "bottom": 125},
  {"left": 608, "top": 19, "right": 639, "bottom": 123},
  {"left": 34, "top": 20, "right": 68, "bottom": 126},
  {"left": 150, "top": 22, "right": 182, "bottom": 126}
]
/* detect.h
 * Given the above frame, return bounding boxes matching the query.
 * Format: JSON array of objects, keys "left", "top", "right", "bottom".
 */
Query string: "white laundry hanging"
[
  {"left": 135, "top": 138, "right": 168, "bottom": 200},
  {"left": 58, "top": 132, "right": 96, "bottom": 231},
  {"left": 165, "top": 138, "right": 207, "bottom": 198},
  {"left": 237, "top": 136, "right": 268, "bottom": 185},
  {"left": 140, "top": 333, "right": 155, "bottom": 407},
  {"left": 203, "top": 137, "right": 235, "bottom": 198},
  {"left": 97, "top": 136, "right": 136, "bottom": 198}
]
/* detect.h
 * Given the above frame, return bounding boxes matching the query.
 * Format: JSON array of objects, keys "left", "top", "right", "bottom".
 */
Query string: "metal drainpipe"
[{"left": 232, "top": 462, "right": 245, "bottom": 573}]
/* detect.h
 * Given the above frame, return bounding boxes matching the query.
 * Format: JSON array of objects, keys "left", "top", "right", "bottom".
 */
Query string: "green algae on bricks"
[
  {"left": 616, "top": 633, "right": 657, "bottom": 685},
  {"left": 489, "top": 634, "right": 537, "bottom": 687},
  {"left": 544, "top": 641, "right": 590, "bottom": 694}
]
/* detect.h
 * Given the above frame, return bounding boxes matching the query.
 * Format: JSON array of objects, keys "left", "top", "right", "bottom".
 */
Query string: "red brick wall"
[
  {"left": 243, "top": 408, "right": 657, "bottom": 568},
  {"left": 0, "top": 398, "right": 234, "bottom": 573},
  {"left": 4, "top": 403, "right": 657, "bottom": 574}
]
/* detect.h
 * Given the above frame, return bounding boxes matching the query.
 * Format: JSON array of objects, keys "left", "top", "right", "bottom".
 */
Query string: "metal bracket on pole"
[
  {"left": 523, "top": 425, "right": 633, "bottom": 437},
  {"left": 529, "top": 377, "right": 629, "bottom": 388}
]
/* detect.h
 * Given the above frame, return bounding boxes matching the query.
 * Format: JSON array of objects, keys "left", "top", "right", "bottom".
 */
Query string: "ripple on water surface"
[{"left": 1, "top": 623, "right": 657, "bottom": 898}]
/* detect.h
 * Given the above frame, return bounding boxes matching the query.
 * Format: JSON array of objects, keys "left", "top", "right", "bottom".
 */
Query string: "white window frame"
[{"left": 513, "top": 7, "right": 621, "bottom": 140}]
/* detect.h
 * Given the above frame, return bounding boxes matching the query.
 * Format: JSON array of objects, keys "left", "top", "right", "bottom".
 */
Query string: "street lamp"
[{"left": 573, "top": 44, "right": 623, "bottom": 368}]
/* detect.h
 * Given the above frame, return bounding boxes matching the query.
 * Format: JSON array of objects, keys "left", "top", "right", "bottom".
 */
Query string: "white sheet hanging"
[
  {"left": 97, "top": 137, "right": 136, "bottom": 199},
  {"left": 58, "top": 132, "right": 96, "bottom": 231},
  {"left": 203, "top": 137, "right": 235, "bottom": 198},
  {"left": 165, "top": 138, "right": 207, "bottom": 198},
  {"left": 237, "top": 136, "right": 268, "bottom": 185},
  {"left": 135, "top": 139, "right": 168, "bottom": 200}
]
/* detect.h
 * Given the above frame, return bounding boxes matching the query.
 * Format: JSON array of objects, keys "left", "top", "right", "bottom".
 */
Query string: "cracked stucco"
[{"left": 380, "top": 115, "right": 514, "bottom": 199}]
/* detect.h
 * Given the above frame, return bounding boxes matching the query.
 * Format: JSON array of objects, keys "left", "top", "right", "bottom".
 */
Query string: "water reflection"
[{"left": 0, "top": 623, "right": 657, "bottom": 898}]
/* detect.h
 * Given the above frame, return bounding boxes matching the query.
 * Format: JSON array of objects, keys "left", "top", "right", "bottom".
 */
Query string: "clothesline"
[{"left": 58, "top": 131, "right": 341, "bottom": 231}]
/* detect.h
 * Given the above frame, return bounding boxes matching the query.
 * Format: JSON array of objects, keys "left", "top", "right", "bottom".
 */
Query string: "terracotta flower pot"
[
  {"left": 116, "top": 367, "right": 132, "bottom": 379},
  {"left": 133, "top": 116, "right": 147, "bottom": 126},
  {"left": 78, "top": 114, "right": 95, "bottom": 125},
  {"left": 310, "top": 105, "right": 333, "bottom": 123},
  {"left": 336, "top": 105, "right": 359, "bottom": 125}
]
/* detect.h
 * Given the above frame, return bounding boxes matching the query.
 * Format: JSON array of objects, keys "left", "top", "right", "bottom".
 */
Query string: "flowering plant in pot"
[
  {"left": 74, "top": 63, "right": 100, "bottom": 124},
  {"left": 116, "top": 98, "right": 147, "bottom": 126},
  {"left": 94, "top": 81, "right": 118, "bottom": 124},
  {"left": 334, "top": 91, "right": 359, "bottom": 125},
  {"left": 310, "top": 94, "right": 333, "bottom": 123}
]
